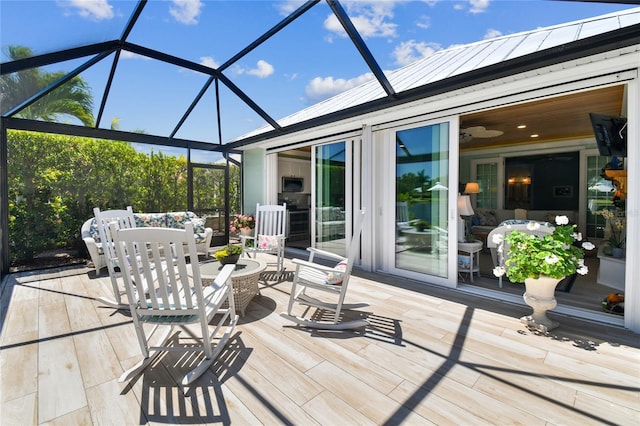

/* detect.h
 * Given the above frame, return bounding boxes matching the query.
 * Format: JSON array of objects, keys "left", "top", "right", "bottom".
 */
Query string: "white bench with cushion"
[{"left": 82, "top": 211, "right": 212, "bottom": 271}]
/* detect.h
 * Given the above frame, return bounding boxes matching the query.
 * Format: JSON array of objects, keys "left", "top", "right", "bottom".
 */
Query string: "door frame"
[{"left": 380, "top": 115, "right": 460, "bottom": 288}]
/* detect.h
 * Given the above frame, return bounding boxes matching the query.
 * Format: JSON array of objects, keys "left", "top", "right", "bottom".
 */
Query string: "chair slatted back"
[
  {"left": 111, "top": 222, "right": 204, "bottom": 315},
  {"left": 94, "top": 206, "right": 136, "bottom": 269},
  {"left": 253, "top": 203, "right": 286, "bottom": 238},
  {"left": 396, "top": 202, "right": 409, "bottom": 223}
]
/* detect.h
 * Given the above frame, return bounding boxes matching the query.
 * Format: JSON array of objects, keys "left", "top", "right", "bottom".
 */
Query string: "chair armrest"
[
  {"left": 292, "top": 257, "right": 344, "bottom": 273},
  {"left": 240, "top": 235, "right": 255, "bottom": 249},
  {"left": 205, "top": 264, "right": 235, "bottom": 292},
  {"left": 306, "top": 247, "right": 346, "bottom": 263},
  {"left": 83, "top": 236, "right": 105, "bottom": 270}
]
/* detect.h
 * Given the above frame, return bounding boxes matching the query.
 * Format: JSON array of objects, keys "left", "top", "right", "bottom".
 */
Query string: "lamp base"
[{"left": 458, "top": 217, "right": 466, "bottom": 243}]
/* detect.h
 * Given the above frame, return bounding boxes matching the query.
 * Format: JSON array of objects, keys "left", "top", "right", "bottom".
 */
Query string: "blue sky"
[{"left": 2, "top": 0, "right": 637, "bottom": 145}]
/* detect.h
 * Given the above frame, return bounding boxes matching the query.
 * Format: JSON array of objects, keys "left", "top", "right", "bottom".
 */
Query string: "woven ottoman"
[{"left": 200, "top": 258, "right": 266, "bottom": 316}]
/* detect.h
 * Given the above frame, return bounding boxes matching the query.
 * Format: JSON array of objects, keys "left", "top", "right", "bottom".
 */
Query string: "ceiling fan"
[{"left": 459, "top": 126, "right": 504, "bottom": 143}]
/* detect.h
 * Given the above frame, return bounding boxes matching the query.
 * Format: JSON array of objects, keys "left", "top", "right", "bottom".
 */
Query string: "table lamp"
[
  {"left": 464, "top": 182, "right": 480, "bottom": 194},
  {"left": 458, "top": 194, "right": 474, "bottom": 242}
]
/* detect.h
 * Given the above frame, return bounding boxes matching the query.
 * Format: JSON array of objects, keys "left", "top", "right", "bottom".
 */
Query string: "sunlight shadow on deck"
[{"left": 120, "top": 332, "right": 249, "bottom": 424}]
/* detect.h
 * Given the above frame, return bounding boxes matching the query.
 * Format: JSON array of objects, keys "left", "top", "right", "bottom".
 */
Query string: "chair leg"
[
  {"left": 181, "top": 321, "right": 235, "bottom": 386},
  {"left": 277, "top": 249, "right": 284, "bottom": 275},
  {"left": 286, "top": 279, "right": 298, "bottom": 316},
  {"left": 96, "top": 274, "right": 129, "bottom": 309},
  {"left": 118, "top": 325, "right": 173, "bottom": 383}
]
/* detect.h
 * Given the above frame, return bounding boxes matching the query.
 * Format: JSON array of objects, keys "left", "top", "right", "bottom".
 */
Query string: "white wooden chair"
[
  {"left": 396, "top": 201, "right": 411, "bottom": 233},
  {"left": 111, "top": 222, "right": 238, "bottom": 386},
  {"left": 281, "top": 210, "right": 367, "bottom": 329},
  {"left": 93, "top": 206, "right": 136, "bottom": 309},
  {"left": 241, "top": 203, "right": 287, "bottom": 275}
]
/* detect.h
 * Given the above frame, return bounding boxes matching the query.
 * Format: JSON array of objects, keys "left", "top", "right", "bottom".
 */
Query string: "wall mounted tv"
[{"left": 589, "top": 112, "right": 627, "bottom": 157}]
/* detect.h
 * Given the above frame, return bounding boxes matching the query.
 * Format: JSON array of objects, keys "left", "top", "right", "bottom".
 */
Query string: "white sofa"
[
  {"left": 82, "top": 211, "right": 212, "bottom": 271},
  {"left": 471, "top": 208, "right": 577, "bottom": 243}
]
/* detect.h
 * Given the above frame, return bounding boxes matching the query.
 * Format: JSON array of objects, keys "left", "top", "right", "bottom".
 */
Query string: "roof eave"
[{"left": 225, "top": 23, "right": 640, "bottom": 151}]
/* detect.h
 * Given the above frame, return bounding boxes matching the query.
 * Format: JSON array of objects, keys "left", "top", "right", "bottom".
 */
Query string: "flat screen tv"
[{"left": 589, "top": 112, "right": 627, "bottom": 157}]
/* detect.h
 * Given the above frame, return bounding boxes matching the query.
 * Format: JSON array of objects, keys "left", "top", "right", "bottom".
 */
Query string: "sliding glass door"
[
  {"left": 314, "top": 141, "right": 349, "bottom": 256},
  {"left": 394, "top": 122, "right": 451, "bottom": 278}
]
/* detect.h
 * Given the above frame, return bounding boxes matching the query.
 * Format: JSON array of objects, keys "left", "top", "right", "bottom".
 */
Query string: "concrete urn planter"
[{"left": 521, "top": 275, "right": 563, "bottom": 332}]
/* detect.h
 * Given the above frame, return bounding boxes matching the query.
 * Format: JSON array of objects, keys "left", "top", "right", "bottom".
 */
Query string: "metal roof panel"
[{"left": 236, "top": 7, "right": 640, "bottom": 142}]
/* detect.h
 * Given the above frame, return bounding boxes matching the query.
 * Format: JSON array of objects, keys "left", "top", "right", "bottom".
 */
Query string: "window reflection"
[
  {"left": 395, "top": 123, "right": 449, "bottom": 277},
  {"left": 315, "top": 142, "right": 346, "bottom": 256}
]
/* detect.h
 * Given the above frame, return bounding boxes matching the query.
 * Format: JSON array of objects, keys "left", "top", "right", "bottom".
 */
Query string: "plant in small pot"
[
  {"left": 412, "top": 219, "right": 430, "bottom": 232},
  {"left": 492, "top": 216, "right": 595, "bottom": 332},
  {"left": 596, "top": 208, "right": 625, "bottom": 258},
  {"left": 214, "top": 244, "right": 243, "bottom": 265},
  {"left": 230, "top": 214, "right": 255, "bottom": 236}
]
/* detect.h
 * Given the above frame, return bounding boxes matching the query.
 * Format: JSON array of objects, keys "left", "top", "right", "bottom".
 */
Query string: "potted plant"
[
  {"left": 213, "top": 244, "right": 243, "bottom": 265},
  {"left": 492, "top": 216, "right": 595, "bottom": 331},
  {"left": 230, "top": 214, "right": 255, "bottom": 236},
  {"left": 412, "top": 219, "right": 429, "bottom": 232},
  {"left": 595, "top": 208, "right": 625, "bottom": 258}
]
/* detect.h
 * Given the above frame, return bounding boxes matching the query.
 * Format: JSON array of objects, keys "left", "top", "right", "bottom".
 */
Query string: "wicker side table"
[{"left": 199, "top": 258, "right": 266, "bottom": 316}]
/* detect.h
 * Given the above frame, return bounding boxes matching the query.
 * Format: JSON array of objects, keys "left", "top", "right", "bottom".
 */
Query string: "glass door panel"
[
  {"left": 190, "top": 150, "right": 240, "bottom": 247},
  {"left": 474, "top": 162, "right": 498, "bottom": 209},
  {"left": 395, "top": 123, "right": 449, "bottom": 277},
  {"left": 314, "top": 141, "right": 347, "bottom": 256},
  {"left": 586, "top": 154, "right": 619, "bottom": 239}
]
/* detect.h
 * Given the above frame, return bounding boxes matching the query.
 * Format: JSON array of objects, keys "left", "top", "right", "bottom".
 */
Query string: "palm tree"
[{"left": 1, "top": 45, "right": 95, "bottom": 126}]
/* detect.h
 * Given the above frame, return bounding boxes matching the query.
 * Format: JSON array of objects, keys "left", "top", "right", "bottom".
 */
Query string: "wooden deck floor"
[{"left": 1, "top": 254, "right": 639, "bottom": 425}]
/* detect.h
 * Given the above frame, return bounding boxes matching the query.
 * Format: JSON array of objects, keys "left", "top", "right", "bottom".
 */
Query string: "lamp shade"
[
  {"left": 457, "top": 194, "right": 474, "bottom": 216},
  {"left": 464, "top": 182, "right": 480, "bottom": 194}
]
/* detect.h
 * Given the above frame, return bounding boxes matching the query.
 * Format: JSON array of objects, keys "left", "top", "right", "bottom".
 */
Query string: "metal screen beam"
[{"left": 326, "top": 0, "right": 395, "bottom": 97}]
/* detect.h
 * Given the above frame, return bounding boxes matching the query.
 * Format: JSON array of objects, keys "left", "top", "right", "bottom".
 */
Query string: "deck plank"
[{"left": 1, "top": 255, "right": 638, "bottom": 425}]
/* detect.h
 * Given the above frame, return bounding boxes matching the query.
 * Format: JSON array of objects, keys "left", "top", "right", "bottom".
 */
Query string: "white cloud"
[
  {"left": 170, "top": 0, "right": 203, "bottom": 25},
  {"left": 324, "top": 1, "right": 398, "bottom": 39},
  {"left": 235, "top": 60, "right": 275, "bottom": 79},
  {"left": 484, "top": 28, "right": 502, "bottom": 40},
  {"left": 305, "top": 73, "right": 374, "bottom": 102},
  {"left": 200, "top": 56, "right": 219, "bottom": 69},
  {"left": 120, "top": 50, "right": 150, "bottom": 60},
  {"left": 469, "top": 0, "right": 490, "bottom": 14},
  {"left": 392, "top": 40, "right": 441, "bottom": 66},
  {"left": 416, "top": 16, "right": 431, "bottom": 30},
  {"left": 247, "top": 60, "right": 274, "bottom": 78},
  {"left": 68, "top": 0, "right": 113, "bottom": 20},
  {"left": 275, "top": 0, "right": 305, "bottom": 16}
]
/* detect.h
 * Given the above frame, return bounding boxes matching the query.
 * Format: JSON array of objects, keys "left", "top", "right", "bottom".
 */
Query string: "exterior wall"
[
  {"left": 242, "top": 147, "right": 267, "bottom": 215},
  {"left": 623, "top": 77, "right": 639, "bottom": 332},
  {"left": 245, "top": 47, "right": 640, "bottom": 332}
]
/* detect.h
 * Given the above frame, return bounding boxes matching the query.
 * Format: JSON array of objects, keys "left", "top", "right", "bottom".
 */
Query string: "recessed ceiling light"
[
  {"left": 530, "top": 134, "right": 539, "bottom": 138},
  {"left": 517, "top": 125, "right": 527, "bottom": 129}
]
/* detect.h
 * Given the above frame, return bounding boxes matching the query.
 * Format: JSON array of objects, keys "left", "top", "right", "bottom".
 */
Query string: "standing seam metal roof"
[{"left": 237, "top": 7, "right": 640, "bottom": 142}]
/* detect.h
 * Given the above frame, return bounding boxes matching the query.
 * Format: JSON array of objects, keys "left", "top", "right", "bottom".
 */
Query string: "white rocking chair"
[
  {"left": 241, "top": 203, "right": 287, "bottom": 275},
  {"left": 281, "top": 210, "right": 367, "bottom": 330},
  {"left": 111, "top": 222, "right": 238, "bottom": 386},
  {"left": 93, "top": 206, "right": 136, "bottom": 309}
]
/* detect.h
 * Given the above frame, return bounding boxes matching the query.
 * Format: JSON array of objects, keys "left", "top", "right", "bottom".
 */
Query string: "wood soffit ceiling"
[
  {"left": 459, "top": 85, "right": 625, "bottom": 151},
  {"left": 282, "top": 85, "right": 624, "bottom": 156}
]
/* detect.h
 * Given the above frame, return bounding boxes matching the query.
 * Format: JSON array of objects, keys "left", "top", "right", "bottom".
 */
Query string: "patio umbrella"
[{"left": 427, "top": 182, "right": 448, "bottom": 191}]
